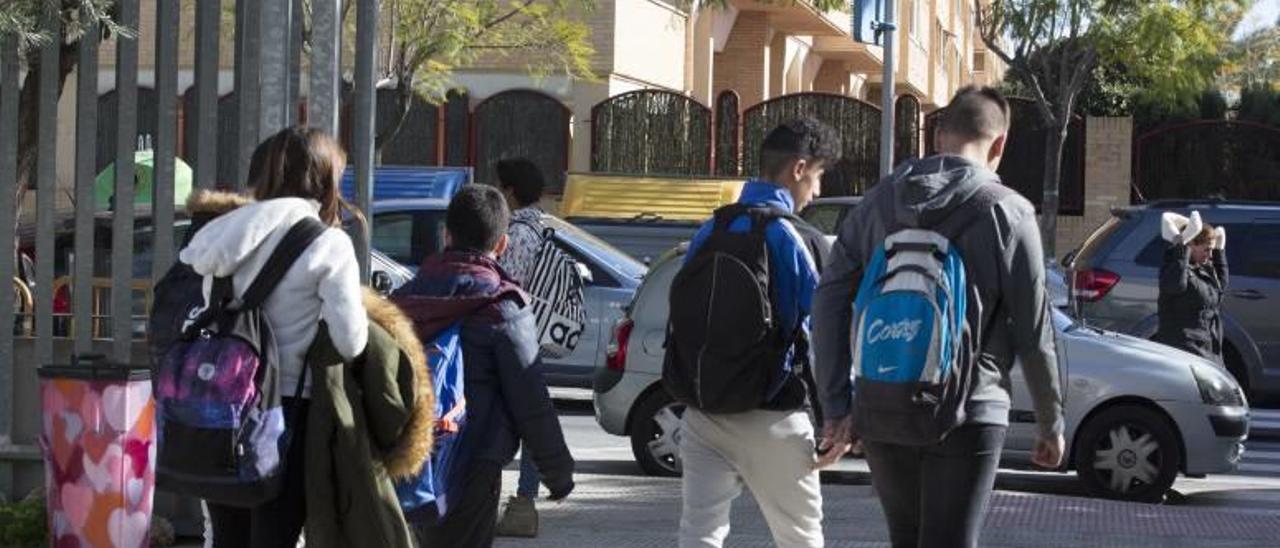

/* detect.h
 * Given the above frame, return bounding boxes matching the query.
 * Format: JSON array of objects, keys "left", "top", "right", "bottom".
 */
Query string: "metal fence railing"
[{"left": 0, "top": 0, "right": 381, "bottom": 498}]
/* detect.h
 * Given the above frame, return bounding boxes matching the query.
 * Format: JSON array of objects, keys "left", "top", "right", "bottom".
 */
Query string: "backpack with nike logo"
[
  {"left": 155, "top": 217, "right": 326, "bottom": 506},
  {"left": 851, "top": 183, "right": 1012, "bottom": 445},
  {"left": 396, "top": 323, "right": 469, "bottom": 523},
  {"left": 663, "top": 204, "right": 807, "bottom": 414}
]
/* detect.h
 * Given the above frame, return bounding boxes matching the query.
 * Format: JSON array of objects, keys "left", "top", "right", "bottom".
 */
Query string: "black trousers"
[
  {"left": 863, "top": 424, "right": 1008, "bottom": 548},
  {"left": 207, "top": 399, "right": 310, "bottom": 548},
  {"left": 412, "top": 462, "right": 503, "bottom": 548}
]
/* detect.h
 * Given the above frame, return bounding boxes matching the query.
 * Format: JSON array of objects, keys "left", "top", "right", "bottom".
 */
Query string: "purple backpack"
[{"left": 155, "top": 218, "right": 325, "bottom": 507}]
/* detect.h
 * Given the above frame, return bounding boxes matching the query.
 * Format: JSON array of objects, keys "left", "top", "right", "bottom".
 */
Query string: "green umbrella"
[{"left": 95, "top": 150, "right": 194, "bottom": 210}]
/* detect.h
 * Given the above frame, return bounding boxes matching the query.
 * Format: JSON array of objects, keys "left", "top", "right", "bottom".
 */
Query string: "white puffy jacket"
[{"left": 179, "top": 197, "right": 369, "bottom": 397}]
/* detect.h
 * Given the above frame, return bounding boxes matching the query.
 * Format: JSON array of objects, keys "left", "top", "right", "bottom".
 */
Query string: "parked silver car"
[
  {"left": 593, "top": 244, "right": 1249, "bottom": 502},
  {"left": 369, "top": 200, "right": 646, "bottom": 387}
]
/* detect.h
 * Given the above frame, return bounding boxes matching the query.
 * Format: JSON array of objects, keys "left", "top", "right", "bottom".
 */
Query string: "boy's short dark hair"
[
  {"left": 937, "top": 86, "right": 1010, "bottom": 141},
  {"left": 759, "top": 117, "right": 842, "bottom": 180},
  {"left": 495, "top": 158, "right": 546, "bottom": 208},
  {"left": 447, "top": 185, "right": 511, "bottom": 252}
]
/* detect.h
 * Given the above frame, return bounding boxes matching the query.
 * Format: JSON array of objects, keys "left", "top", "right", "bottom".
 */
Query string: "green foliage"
[
  {"left": 1221, "top": 25, "right": 1280, "bottom": 91},
  {"left": 0, "top": 0, "right": 132, "bottom": 54},
  {"left": 0, "top": 498, "right": 47, "bottom": 547},
  {"left": 387, "top": 0, "right": 597, "bottom": 103}
]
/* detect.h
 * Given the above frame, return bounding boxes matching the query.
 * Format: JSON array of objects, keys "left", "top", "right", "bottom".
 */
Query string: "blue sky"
[{"left": 1235, "top": 0, "right": 1280, "bottom": 39}]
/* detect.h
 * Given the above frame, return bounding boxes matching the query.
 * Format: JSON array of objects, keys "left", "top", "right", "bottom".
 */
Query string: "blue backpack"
[
  {"left": 850, "top": 184, "right": 1010, "bottom": 445},
  {"left": 396, "top": 323, "right": 468, "bottom": 522}
]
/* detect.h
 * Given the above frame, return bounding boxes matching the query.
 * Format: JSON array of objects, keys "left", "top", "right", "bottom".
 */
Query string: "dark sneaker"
[{"left": 496, "top": 495, "right": 539, "bottom": 538}]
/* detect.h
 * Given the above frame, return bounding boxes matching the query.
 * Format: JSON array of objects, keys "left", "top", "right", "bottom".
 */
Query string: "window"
[
  {"left": 1134, "top": 222, "right": 1249, "bottom": 268},
  {"left": 1243, "top": 223, "right": 1280, "bottom": 279},
  {"left": 372, "top": 213, "right": 416, "bottom": 267}
]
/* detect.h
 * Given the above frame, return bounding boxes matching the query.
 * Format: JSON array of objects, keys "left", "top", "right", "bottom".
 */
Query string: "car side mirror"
[
  {"left": 575, "top": 262, "right": 594, "bottom": 284},
  {"left": 371, "top": 271, "right": 394, "bottom": 296}
]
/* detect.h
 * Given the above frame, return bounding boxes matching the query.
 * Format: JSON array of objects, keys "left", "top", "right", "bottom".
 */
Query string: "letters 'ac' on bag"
[
  {"left": 517, "top": 219, "right": 588, "bottom": 359},
  {"left": 396, "top": 323, "right": 469, "bottom": 523},
  {"left": 663, "top": 205, "right": 802, "bottom": 414},
  {"left": 154, "top": 218, "right": 325, "bottom": 507},
  {"left": 851, "top": 184, "right": 1013, "bottom": 446}
]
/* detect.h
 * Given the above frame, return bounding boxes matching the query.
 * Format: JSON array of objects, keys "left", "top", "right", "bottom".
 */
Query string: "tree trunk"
[
  {"left": 1040, "top": 118, "right": 1069, "bottom": 260},
  {"left": 15, "top": 42, "right": 81, "bottom": 226}
]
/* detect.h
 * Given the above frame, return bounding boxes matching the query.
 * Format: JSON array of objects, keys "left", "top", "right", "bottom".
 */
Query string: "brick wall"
[
  {"left": 1051, "top": 116, "right": 1133, "bottom": 255},
  {"left": 713, "top": 11, "right": 770, "bottom": 109}
]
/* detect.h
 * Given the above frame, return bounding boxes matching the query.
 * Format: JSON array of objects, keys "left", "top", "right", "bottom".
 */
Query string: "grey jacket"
[{"left": 812, "top": 155, "right": 1065, "bottom": 438}]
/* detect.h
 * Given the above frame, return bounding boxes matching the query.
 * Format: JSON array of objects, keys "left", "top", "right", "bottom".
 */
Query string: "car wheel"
[
  {"left": 629, "top": 389, "right": 686, "bottom": 477},
  {"left": 1075, "top": 405, "right": 1181, "bottom": 503}
]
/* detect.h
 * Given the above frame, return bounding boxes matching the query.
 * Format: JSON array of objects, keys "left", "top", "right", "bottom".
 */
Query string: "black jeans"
[
  {"left": 207, "top": 399, "right": 310, "bottom": 548},
  {"left": 863, "top": 424, "right": 1008, "bottom": 548},
  {"left": 412, "top": 462, "right": 503, "bottom": 548}
]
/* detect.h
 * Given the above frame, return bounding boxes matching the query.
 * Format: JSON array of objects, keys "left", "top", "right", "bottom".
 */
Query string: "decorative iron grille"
[
  {"left": 473, "top": 90, "right": 571, "bottom": 192},
  {"left": 715, "top": 90, "right": 741, "bottom": 177},
  {"left": 894, "top": 94, "right": 921, "bottom": 167},
  {"left": 444, "top": 90, "right": 470, "bottom": 167},
  {"left": 1134, "top": 120, "right": 1280, "bottom": 202},
  {"left": 376, "top": 87, "right": 438, "bottom": 166},
  {"left": 742, "top": 92, "right": 881, "bottom": 197},
  {"left": 591, "top": 90, "right": 712, "bottom": 176}
]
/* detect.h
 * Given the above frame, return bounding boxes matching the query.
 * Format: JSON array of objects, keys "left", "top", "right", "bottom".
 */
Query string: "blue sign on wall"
[{"left": 852, "top": 0, "right": 886, "bottom": 46}]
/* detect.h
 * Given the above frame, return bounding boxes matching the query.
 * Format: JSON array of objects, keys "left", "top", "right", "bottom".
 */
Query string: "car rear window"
[
  {"left": 1071, "top": 216, "right": 1125, "bottom": 267},
  {"left": 1134, "top": 222, "right": 1249, "bottom": 268}
]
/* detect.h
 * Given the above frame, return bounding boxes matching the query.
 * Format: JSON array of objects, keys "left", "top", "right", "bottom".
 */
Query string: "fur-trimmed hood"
[
  {"left": 186, "top": 189, "right": 255, "bottom": 216},
  {"left": 362, "top": 288, "right": 435, "bottom": 479}
]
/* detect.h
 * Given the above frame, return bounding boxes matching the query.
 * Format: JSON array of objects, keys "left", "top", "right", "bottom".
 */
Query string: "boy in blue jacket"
[{"left": 394, "top": 185, "right": 574, "bottom": 547}]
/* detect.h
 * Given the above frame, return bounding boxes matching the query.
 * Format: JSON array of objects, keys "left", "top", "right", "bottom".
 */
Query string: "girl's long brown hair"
[{"left": 252, "top": 126, "right": 365, "bottom": 229}]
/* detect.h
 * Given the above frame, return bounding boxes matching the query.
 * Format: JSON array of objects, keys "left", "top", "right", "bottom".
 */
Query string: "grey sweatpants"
[{"left": 678, "top": 408, "right": 824, "bottom": 548}]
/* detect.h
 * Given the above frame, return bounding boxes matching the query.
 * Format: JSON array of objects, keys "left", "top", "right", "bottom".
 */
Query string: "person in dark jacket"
[
  {"left": 812, "top": 86, "right": 1065, "bottom": 548},
  {"left": 393, "top": 185, "right": 574, "bottom": 548},
  {"left": 1154, "top": 211, "right": 1229, "bottom": 363}
]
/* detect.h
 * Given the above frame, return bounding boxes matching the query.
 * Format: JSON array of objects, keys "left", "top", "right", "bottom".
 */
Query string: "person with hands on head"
[
  {"left": 1154, "top": 211, "right": 1229, "bottom": 364},
  {"left": 811, "top": 86, "right": 1065, "bottom": 548}
]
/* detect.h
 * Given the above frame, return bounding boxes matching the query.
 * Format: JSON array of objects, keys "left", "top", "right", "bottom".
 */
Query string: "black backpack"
[
  {"left": 154, "top": 218, "right": 326, "bottom": 506},
  {"left": 663, "top": 204, "right": 803, "bottom": 414}
]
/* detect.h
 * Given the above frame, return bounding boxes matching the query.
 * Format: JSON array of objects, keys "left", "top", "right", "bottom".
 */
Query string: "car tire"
[
  {"left": 1075, "top": 404, "right": 1181, "bottom": 503},
  {"left": 629, "top": 388, "right": 686, "bottom": 478}
]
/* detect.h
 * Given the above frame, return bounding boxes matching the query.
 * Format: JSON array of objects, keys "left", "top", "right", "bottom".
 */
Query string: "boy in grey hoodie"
[{"left": 811, "top": 86, "right": 1065, "bottom": 548}]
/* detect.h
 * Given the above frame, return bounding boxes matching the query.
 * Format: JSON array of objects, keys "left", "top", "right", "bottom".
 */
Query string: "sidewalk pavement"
[{"left": 496, "top": 471, "right": 1280, "bottom": 548}]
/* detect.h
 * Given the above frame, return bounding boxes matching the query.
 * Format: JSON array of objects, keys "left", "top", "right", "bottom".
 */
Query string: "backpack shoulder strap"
[
  {"left": 933, "top": 183, "right": 1017, "bottom": 243},
  {"left": 241, "top": 217, "right": 328, "bottom": 309}
]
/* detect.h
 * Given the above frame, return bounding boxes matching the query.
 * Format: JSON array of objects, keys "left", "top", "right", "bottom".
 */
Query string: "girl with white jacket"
[{"left": 179, "top": 126, "right": 369, "bottom": 547}]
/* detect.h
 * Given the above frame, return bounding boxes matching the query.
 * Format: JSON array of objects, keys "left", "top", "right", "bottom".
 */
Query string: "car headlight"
[{"left": 1191, "top": 363, "right": 1245, "bottom": 407}]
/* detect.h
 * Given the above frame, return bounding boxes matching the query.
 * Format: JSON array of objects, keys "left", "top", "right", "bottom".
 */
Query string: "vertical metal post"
[
  {"left": 34, "top": 6, "right": 60, "bottom": 366},
  {"left": 237, "top": 0, "right": 263, "bottom": 187},
  {"left": 0, "top": 32, "right": 20, "bottom": 493},
  {"left": 112, "top": 0, "right": 140, "bottom": 363},
  {"left": 154, "top": 0, "right": 179, "bottom": 280},
  {"left": 193, "top": 0, "right": 221, "bottom": 189},
  {"left": 879, "top": 0, "right": 897, "bottom": 177},
  {"left": 288, "top": 0, "right": 305, "bottom": 125},
  {"left": 309, "top": 0, "right": 342, "bottom": 137},
  {"left": 73, "top": 15, "right": 100, "bottom": 352},
  {"left": 353, "top": 0, "right": 379, "bottom": 282},
  {"left": 259, "top": 0, "right": 292, "bottom": 138}
]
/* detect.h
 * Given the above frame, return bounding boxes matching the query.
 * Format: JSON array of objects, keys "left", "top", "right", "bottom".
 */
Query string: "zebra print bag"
[{"left": 520, "top": 223, "right": 587, "bottom": 358}]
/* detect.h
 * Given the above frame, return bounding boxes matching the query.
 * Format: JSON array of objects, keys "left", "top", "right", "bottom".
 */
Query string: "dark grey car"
[{"left": 1069, "top": 200, "right": 1280, "bottom": 400}]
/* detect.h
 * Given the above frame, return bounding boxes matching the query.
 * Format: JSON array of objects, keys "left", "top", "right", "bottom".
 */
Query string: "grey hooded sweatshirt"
[{"left": 812, "top": 155, "right": 1065, "bottom": 439}]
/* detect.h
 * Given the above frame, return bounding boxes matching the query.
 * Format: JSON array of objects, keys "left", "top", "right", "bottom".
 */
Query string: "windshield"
[{"left": 543, "top": 216, "right": 648, "bottom": 280}]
